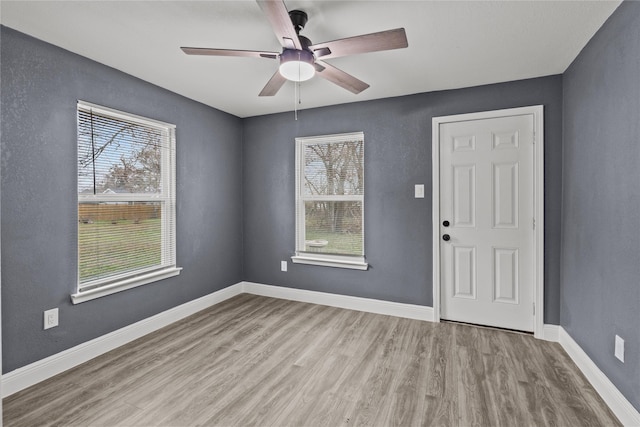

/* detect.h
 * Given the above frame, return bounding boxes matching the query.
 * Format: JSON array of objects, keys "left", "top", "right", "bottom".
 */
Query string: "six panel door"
[{"left": 439, "top": 114, "right": 534, "bottom": 332}]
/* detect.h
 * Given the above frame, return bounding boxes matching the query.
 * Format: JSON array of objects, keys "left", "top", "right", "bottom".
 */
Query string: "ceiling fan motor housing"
[{"left": 297, "top": 35, "right": 313, "bottom": 52}]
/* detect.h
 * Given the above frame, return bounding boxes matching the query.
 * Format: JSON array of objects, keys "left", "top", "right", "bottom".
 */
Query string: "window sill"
[
  {"left": 291, "top": 255, "right": 368, "bottom": 270},
  {"left": 71, "top": 267, "right": 182, "bottom": 304}
]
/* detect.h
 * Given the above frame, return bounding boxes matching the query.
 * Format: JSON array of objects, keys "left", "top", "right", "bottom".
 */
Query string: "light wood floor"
[{"left": 4, "top": 294, "right": 620, "bottom": 426}]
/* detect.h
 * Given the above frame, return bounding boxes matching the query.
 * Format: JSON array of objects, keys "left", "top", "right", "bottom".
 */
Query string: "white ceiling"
[{"left": 1, "top": 1, "right": 620, "bottom": 118}]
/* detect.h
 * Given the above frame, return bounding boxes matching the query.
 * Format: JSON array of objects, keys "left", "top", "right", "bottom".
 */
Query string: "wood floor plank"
[
  {"left": 3, "top": 295, "right": 622, "bottom": 427},
  {"left": 420, "top": 322, "right": 458, "bottom": 426},
  {"left": 386, "top": 320, "right": 431, "bottom": 427},
  {"left": 457, "top": 344, "right": 492, "bottom": 427}
]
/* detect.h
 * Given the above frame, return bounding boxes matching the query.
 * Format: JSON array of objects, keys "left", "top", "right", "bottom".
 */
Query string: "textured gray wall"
[
  {"left": 1, "top": 27, "right": 243, "bottom": 373},
  {"left": 243, "top": 76, "right": 563, "bottom": 324},
  {"left": 561, "top": 1, "right": 640, "bottom": 411}
]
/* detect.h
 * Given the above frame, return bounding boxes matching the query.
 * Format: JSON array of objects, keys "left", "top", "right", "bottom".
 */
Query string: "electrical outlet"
[
  {"left": 415, "top": 184, "right": 425, "bottom": 198},
  {"left": 44, "top": 308, "right": 59, "bottom": 330},
  {"left": 281, "top": 260, "right": 287, "bottom": 272},
  {"left": 615, "top": 335, "right": 624, "bottom": 362}
]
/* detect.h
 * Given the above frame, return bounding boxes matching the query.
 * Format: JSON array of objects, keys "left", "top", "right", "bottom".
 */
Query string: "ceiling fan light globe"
[
  {"left": 279, "top": 49, "right": 316, "bottom": 82},
  {"left": 279, "top": 61, "right": 315, "bottom": 81}
]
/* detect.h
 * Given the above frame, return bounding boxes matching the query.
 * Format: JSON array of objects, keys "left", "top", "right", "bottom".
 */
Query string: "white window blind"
[
  {"left": 74, "top": 101, "right": 179, "bottom": 303},
  {"left": 293, "top": 132, "right": 367, "bottom": 270}
]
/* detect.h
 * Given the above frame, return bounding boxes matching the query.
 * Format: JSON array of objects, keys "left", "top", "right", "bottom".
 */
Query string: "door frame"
[{"left": 431, "top": 105, "right": 545, "bottom": 338}]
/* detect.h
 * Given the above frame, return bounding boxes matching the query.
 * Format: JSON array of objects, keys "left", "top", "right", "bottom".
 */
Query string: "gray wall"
[
  {"left": 561, "top": 1, "right": 640, "bottom": 411},
  {"left": 1, "top": 26, "right": 244, "bottom": 373},
  {"left": 243, "top": 76, "right": 563, "bottom": 324}
]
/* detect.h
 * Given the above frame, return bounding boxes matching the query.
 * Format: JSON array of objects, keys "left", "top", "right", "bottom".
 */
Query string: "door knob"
[
  {"left": 443, "top": 220, "right": 450, "bottom": 227},
  {"left": 443, "top": 234, "right": 450, "bottom": 241}
]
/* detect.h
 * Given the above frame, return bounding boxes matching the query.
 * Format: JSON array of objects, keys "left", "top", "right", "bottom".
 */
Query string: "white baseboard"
[
  {"left": 1, "top": 283, "right": 244, "bottom": 398},
  {"left": 558, "top": 327, "right": 640, "bottom": 427},
  {"left": 241, "top": 281, "right": 434, "bottom": 322}
]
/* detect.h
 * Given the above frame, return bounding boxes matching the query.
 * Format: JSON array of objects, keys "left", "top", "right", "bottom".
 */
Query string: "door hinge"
[
  {"left": 532, "top": 131, "right": 536, "bottom": 144},
  {"left": 532, "top": 218, "right": 536, "bottom": 230},
  {"left": 533, "top": 303, "right": 536, "bottom": 315}
]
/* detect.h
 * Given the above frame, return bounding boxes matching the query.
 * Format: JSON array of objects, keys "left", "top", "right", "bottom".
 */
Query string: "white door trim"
[{"left": 432, "top": 105, "right": 545, "bottom": 338}]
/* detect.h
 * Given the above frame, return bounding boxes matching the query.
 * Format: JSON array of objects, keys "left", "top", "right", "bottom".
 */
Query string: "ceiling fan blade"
[
  {"left": 181, "top": 47, "right": 279, "bottom": 59},
  {"left": 259, "top": 70, "right": 287, "bottom": 96},
  {"left": 256, "top": 0, "right": 302, "bottom": 50},
  {"left": 310, "top": 28, "right": 408, "bottom": 60},
  {"left": 315, "top": 61, "right": 370, "bottom": 94}
]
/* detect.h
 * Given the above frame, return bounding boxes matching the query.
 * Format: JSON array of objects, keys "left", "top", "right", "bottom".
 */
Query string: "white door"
[{"left": 439, "top": 114, "right": 534, "bottom": 332}]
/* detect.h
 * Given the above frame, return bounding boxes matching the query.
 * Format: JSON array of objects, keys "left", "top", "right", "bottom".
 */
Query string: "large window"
[
  {"left": 73, "top": 101, "right": 180, "bottom": 303},
  {"left": 293, "top": 132, "right": 367, "bottom": 270}
]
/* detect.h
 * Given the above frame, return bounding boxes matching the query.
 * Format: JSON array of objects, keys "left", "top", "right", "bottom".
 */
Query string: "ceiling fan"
[{"left": 181, "top": 0, "right": 408, "bottom": 96}]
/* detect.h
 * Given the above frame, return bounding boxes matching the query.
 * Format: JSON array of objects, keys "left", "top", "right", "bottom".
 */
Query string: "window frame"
[
  {"left": 72, "top": 101, "right": 181, "bottom": 304},
  {"left": 292, "top": 132, "right": 368, "bottom": 270}
]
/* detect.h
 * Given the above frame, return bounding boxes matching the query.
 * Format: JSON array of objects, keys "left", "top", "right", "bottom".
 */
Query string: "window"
[
  {"left": 73, "top": 101, "right": 180, "bottom": 303},
  {"left": 293, "top": 132, "right": 367, "bottom": 270}
]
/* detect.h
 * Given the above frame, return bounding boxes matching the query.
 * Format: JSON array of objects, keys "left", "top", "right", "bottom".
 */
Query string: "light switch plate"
[
  {"left": 415, "top": 184, "right": 425, "bottom": 198},
  {"left": 615, "top": 335, "right": 624, "bottom": 362},
  {"left": 281, "top": 260, "right": 287, "bottom": 272}
]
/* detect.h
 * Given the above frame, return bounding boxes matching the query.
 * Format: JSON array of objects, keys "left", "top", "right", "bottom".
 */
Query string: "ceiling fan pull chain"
[
  {"left": 294, "top": 80, "right": 298, "bottom": 121},
  {"left": 294, "top": 52, "right": 301, "bottom": 120}
]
